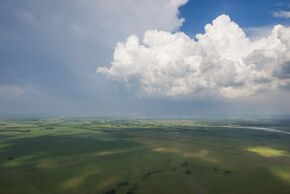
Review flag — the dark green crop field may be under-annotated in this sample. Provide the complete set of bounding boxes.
[0,118,290,194]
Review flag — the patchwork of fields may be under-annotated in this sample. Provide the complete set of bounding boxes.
[0,118,290,194]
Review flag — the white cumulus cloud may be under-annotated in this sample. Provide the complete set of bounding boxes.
[97,15,290,98]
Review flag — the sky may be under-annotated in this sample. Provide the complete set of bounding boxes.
[0,0,290,117]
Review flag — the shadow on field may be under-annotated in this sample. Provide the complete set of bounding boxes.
[1,126,290,194]
[0,133,143,167]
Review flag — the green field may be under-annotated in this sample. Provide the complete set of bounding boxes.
[0,118,290,194]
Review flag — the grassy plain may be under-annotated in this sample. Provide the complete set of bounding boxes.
[0,118,290,194]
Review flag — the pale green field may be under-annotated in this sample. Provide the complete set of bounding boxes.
[0,118,290,194]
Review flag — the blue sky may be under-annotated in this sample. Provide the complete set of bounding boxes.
[180,0,290,35]
[0,0,290,117]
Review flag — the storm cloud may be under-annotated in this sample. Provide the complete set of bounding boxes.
[1,0,290,116]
